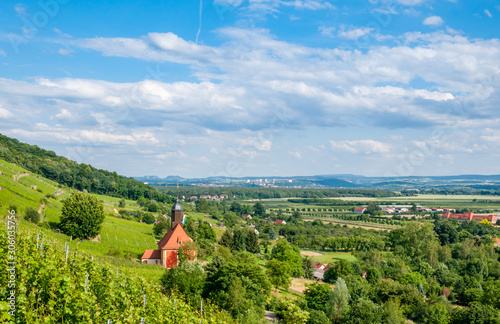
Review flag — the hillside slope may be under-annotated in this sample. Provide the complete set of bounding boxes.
[0,134,174,203]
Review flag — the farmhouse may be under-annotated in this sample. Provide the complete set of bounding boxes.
[354,207,366,214]
[141,199,194,268]
[273,219,286,225]
[441,212,498,224]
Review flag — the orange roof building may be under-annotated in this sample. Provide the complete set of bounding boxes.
[441,211,498,224]
[141,198,194,268]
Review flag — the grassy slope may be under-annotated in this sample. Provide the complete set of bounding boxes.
[0,158,165,280]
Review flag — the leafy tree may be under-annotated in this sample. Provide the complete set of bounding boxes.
[434,221,459,245]
[451,302,500,324]
[269,228,277,240]
[153,217,171,236]
[271,239,304,277]
[142,213,155,224]
[326,278,350,324]
[60,192,105,239]
[183,216,196,238]
[232,228,245,252]
[306,310,328,324]
[305,283,331,312]
[267,259,291,290]
[302,256,315,280]
[118,198,126,208]
[253,202,266,216]
[382,299,406,324]
[24,207,40,224]
[423,303,450,324]
[219,230,233,249]
[344,298,382,324]
[197,222,216,242]
[161,260,206,305]
[246,229,260,253]
[147,202,158,212]
[196,198,209,213]
[230,201,242,215]
[278,299,309,324]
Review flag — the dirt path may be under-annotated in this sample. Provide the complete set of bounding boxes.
[13,173,30,181]
[301,251,323,257]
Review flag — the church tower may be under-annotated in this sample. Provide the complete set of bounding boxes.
[171,198,184,228]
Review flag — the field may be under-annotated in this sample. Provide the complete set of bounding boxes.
[300,250,358,264]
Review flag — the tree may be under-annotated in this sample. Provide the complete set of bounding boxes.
[278,299,310,324]
[246,229,260,253]
[344,298,382,324]
[271,239,304,277]
[305,283,331,312]
[142,213,155,224]
[230,201,242,215]
[269,228,277,240]
[366,268,381,285]
[118,198,126,208]
[302,256,315,280]
[219,230,233,249]
[60,192,105,239]
[197,222,216,242]
[253,202,266,217]
[161,260,206,305]
[324,261,352,284]
[232,228,245,252]
[147,202,158,212]
[153,217,171,236]
[267,259,292,290]
[196,198,209,213]
[24,207,40,224]
[326,278,350,324]
[434,221,459,245]
[423,303,450,324]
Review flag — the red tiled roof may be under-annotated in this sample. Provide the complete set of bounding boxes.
[273,219,285,224]
[141,249,161,259]
[354,207,366,211]
[157,224,193,250]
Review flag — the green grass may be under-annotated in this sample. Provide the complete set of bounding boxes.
[301,250,358,264]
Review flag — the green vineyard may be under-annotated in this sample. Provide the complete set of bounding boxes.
[0,221,232,323]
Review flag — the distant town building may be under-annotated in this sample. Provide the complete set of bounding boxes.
[273,219,286,225]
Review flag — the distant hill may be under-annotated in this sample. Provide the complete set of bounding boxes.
[0,134,174,203]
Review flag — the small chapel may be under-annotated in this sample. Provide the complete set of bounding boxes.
[140,198,193,268]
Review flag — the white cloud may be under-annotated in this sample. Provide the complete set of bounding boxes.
[484,9,493,18]
[338,27,374,40]
[318,25,335,37]
[198,156,210,163]
[0,106,13,118]
[58,48,74,56]
[14,4,26,15]
[55,109,73,120]
[330,140,391,154]
[423,16,445,26]
[156,150,187,159]
[288,151,302,158]
[0,49,6,57]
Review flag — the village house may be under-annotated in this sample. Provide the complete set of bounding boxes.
[273,219,286,225]
[141,199,194,268]
[354,207,366,214]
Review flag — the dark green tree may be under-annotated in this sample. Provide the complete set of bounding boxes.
[196,198,209,213]
[232,228,245,252]
[246,229,260,253]
[302,256,315,280]
[267,259,291,290]
[60,192,105,239]
[142,213,155,224]
[153,217,171,236]
[305,282,331,312]
[24,207,40,224]
[253,202,266,216]
[197,222,216,242]
[219,229,233,249]
[161,260,206,305]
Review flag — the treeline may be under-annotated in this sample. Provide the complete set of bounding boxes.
[0,134,174,203]
[157,186,399,199]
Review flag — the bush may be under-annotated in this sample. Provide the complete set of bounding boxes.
[59,192,105,239]
[142,213,156,224]
[24,207,40,224]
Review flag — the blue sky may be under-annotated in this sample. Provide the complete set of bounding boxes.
[0,0,499,178]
